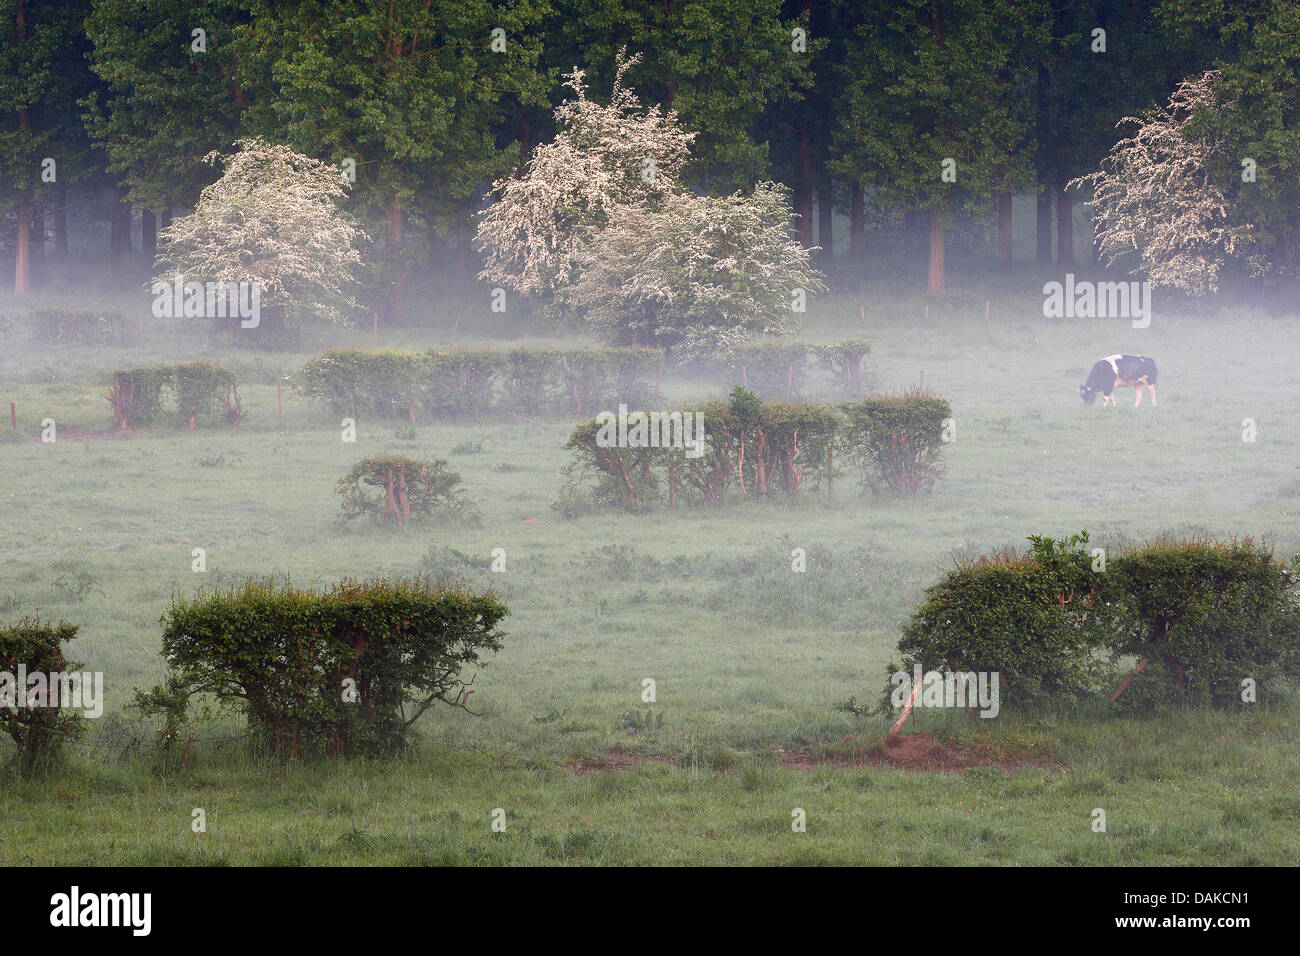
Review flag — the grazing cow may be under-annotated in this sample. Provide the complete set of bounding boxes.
[1079,354,1158,407]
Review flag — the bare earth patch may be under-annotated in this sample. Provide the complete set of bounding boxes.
[569,735,1056,775]
[568,749,678,774]
[777,733,1057,773]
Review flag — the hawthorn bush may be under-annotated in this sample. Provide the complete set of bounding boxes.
[139,578,508,759]
[1106,537,1300,706]
[0,619,84,775]
[105,367,169,430]
[337,455,476,529]
[895,533,1112,709]
[840,389,952,493]
[106,362,243,430]
[557,387,839,513]
[882,532,1300,715]
[816,339,873,397]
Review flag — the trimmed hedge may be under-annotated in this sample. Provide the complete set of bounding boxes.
[32,309,129,347]
[140,578,508,758]
[558,386,950,513]
[897,533,1110,708]
[890,532,1300,713]
[559,387,843,513]
[107,361,244,430]
[299,346,662,421]
[839,389,952,493]
[1,619,84,775]
[1106,537,1300,705]
[686,339,873,400]
[298,340,876,422]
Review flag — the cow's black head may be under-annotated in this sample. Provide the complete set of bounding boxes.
[1079,384,1098,405]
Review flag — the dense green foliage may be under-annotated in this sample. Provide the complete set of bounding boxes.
[0,619,84,776]
[556,384,930,513]
[300,346,663,420]
[839,390,954,493]
[894,532,1300,712]
[10,0,1293,302]
[141,578,508,758]
[106,361,242,430]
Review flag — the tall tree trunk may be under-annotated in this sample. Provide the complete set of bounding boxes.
[30,213,44,272]
[14,2,31,293]
[997,191,1012,269]
[927,211,945,296]
[1056,184,1074,266]
[161,206,171,229]
[110,187,126,278]
[14,209,31,294]
[1036,190,1053,262]
[796,125,813,248]
[54,181,68,256]
[142,210,157,272]
[385,195,406,324]
[849,182,865,269]
[817,179,833,261]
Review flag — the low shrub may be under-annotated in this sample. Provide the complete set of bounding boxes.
[139,578,508,758]
[169,361,244,428]
[816,339,873,396]
[0,619,84,775]
[895,533,1111,709]
[840,389,952,493]
[336,454,476,528]
[105,366,170,430]
[686,341,812,399]
[877,532,1300,716]
[1106,537,1300,706]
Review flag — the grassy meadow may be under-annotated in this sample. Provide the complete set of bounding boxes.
[2,264,1299,865]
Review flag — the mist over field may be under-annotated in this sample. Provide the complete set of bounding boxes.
[1,0,1298,903]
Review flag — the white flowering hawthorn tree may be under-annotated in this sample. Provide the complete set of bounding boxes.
[565,182,825,354]
[1072,71,1249,297]
[476,51,821,356]
[155,138,370,328]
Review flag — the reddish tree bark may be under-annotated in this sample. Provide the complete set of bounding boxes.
[796,125,814,248]
[385,195,406,324]
[927,212,945,296]
[14,213,30,294]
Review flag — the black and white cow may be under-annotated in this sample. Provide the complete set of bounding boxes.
[1079,354,1158,407]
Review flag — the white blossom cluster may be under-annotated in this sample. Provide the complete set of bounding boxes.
[1074,71,1248,297]
[154,138,370,326]
[476,51,822,355]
